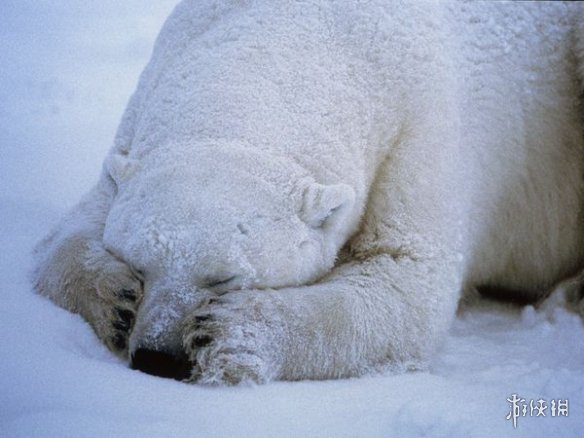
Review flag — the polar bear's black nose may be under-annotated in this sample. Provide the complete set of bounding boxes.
[131,348,191,380]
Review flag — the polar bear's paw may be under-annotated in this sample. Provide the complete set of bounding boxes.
[85,257,143,355]
[182,293,283,385]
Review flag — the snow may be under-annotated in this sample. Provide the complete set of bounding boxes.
[1,1,583,437]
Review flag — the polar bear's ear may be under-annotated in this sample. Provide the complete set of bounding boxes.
[300,183,355,229]
[105,153,138,185]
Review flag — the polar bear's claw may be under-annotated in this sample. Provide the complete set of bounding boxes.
[112,307,134,331]
[119,289,138,302]
[99,304,138,354]
[84,257,143,355]
[182,294,278,385]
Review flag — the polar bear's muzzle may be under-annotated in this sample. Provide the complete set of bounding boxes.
[128,280,204,380]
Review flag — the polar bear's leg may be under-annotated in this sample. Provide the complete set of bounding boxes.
[32,178,142,356]
[184,250,462,384]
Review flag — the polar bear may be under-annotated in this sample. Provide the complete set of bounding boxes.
[33,0,584,384]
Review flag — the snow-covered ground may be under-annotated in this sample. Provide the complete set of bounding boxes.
[1,2,583,437]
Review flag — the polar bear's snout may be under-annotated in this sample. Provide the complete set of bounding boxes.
[127,279,206,380]
[131,347,191,380]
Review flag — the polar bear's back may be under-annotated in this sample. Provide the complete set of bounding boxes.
[453,2,584,295]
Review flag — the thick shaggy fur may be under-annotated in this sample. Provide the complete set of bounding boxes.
[33,0,584,384]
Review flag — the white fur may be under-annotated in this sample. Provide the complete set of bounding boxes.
[33,0,584,384]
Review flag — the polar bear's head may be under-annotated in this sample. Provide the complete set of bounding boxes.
[103,149,356,291]
[102,147,356,367]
